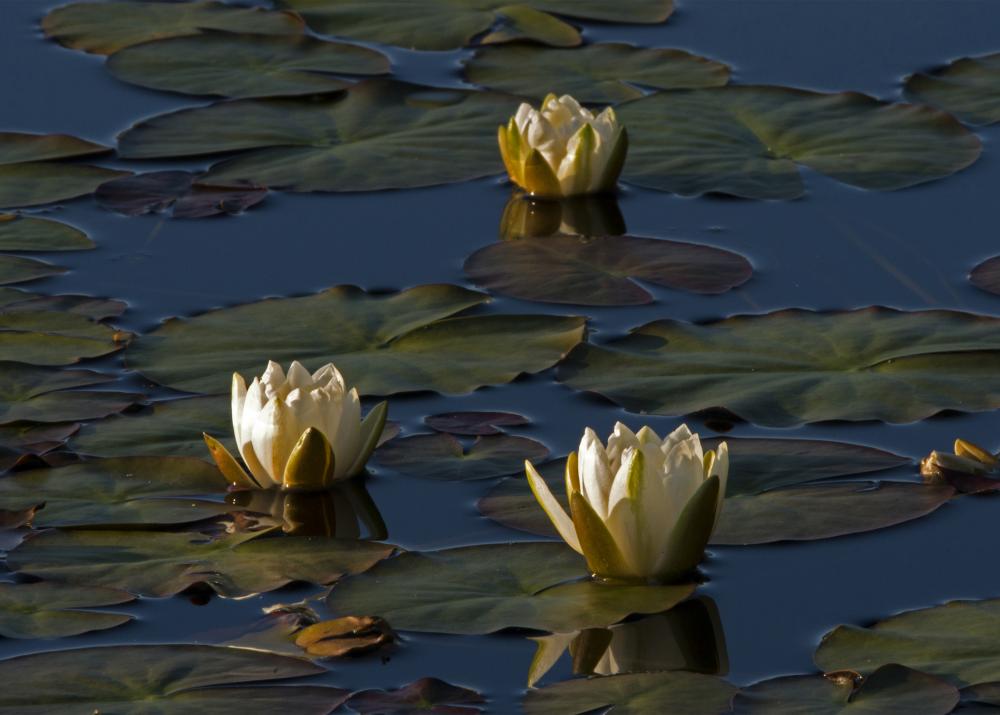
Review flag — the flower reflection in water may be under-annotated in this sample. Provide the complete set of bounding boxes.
[499,191,626,241]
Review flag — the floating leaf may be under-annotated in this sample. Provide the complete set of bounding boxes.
[0,287,126,320]
[0,132,109,165]
[558,308,1000,427]
[815,597,1000,686]
[522,671,736,715]
[425,411,529,436]
[0,364,139,424]
[0,256,66,285]
[905,53,1000,126]
[465,43,728,103]
[732,665,958,715]
[0,214,93,250]
[347,678,486,715]
[0,582,135,639]
[118,80,517,192]
[9,529,394,598]
[0,422,78,453]
[42,1,305,55]
[0,312,127,365]
[0,456,235,528]
[617,86,981,199]
[294,615,393,657]
[278,0,673,51]
[107,32,390,99]
[128,284,584,396]
[465,235,752,306]
[479,438,913,538]
[374,433,549,481]
[96,171,266,218]
[0,644,346,714]
[326,542,693,635]
[971,256,1000,296]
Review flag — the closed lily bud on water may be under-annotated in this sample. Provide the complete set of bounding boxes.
[525,423,728,583]
[204,360,386,491]
[498,94,627,199]
[921,438,999,479]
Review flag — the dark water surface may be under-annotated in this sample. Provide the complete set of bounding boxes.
[2,0,1000,711]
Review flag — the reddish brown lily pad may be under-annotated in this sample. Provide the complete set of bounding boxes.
[96,171,267,218]
[346,677,486,715]
[424,411,529,436]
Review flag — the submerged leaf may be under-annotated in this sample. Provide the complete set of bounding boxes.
[96,171,266,218]
[425,411,529,436]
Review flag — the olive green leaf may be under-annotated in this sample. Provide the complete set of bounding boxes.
[0,582,135,639]
[465,43,728,104]
[107,32,390,99]
[905,53,1000,126]
[42,1,305,55]
[558,308,1000,427]
[276,0,673,51]
[0,256,66,285]
[0,644,346,714]
[617,86,981,199]
[374,432,549,480]
[0,214,93,251]
[326,542,693,634]
[0,132,109,164]
[127,284,584,396]
[0,313,126,365]
[0,287,125,320]
[0,363,139,424]
[815,597,1000,686]
[9,529,394,597]
[117,80,518,192]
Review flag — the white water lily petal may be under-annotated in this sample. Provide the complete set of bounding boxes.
[231,372,247,445]
[711,442,730,528]
[606,421,640,468]
[578,428,613,517]
[331,387,362,479]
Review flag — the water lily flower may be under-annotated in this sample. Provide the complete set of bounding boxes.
[525,423,727,582]
[921,438,998,479]
[498,94,627,199]
[204,360,386,491]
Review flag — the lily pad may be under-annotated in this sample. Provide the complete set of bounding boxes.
[107,32,390,99]
[617,86,981,199]
[326,542,693,635]
[96,171,267,218]
[0,364,139,424]
[0,313,127,365]
[374,433,549,481]
[0,288,126,320]
[0,214,93,250]
[522,671,737,715]
[347,678,486,715]
[277,0,673,51]
[0,456,235,528]
[0,582,135,639]
[42,1,305,55]
[731,665,959,715]
[0,256,66,285]
[465,43,729,103]
[815,597,1000,686]
[0,644,346,714]
[905,53,1000,126]
[0,422,79,452]
[118,80,517,192]
[425,410,529,436]
[9,528,394,598]
[127,284,584,396]
[971,256,1000,296]
[0,132,109,165]
[465,235,752,306]
[558,307,1000,427]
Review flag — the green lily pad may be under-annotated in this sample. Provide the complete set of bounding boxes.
[118,80,517,192]
[0,214,93,251]
[277,0,673,51]
[0,363,139,424]
[465,235,752,306]
[0,312,126,365]
[375,432,549,481]
[465,43,729,104]
[0,644,346,714]
[96,171,267,219]
[0,256,66,285]
[617,86,981,199]
[522,671,737,715]
[346,678,486,715]
[0,582,135,639]
[815,597,1000,687]
[127,284,584,396]
[905,53,1000,126]
[713,481,954,545]
[0,456,235,528]
[0,132,109,165]
[0,288,126,320]
[0,422,79,452]
[732,665,959,715]
[961,683,1000,710]
[971,256,1000,296]
[558,308,1000,427]
[107,32,390,99]
[9,528,394,598]
[42,1,305,55]
[326,542,693,635]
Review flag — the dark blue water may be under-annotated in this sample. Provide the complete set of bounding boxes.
[2,0,1000,710]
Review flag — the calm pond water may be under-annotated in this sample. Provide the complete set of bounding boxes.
[2,0,1000,711]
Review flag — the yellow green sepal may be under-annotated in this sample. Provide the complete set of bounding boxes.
[282,427,335,491]
[657,475,720,582]
[570,491,633,580]
[203,432,258,489]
